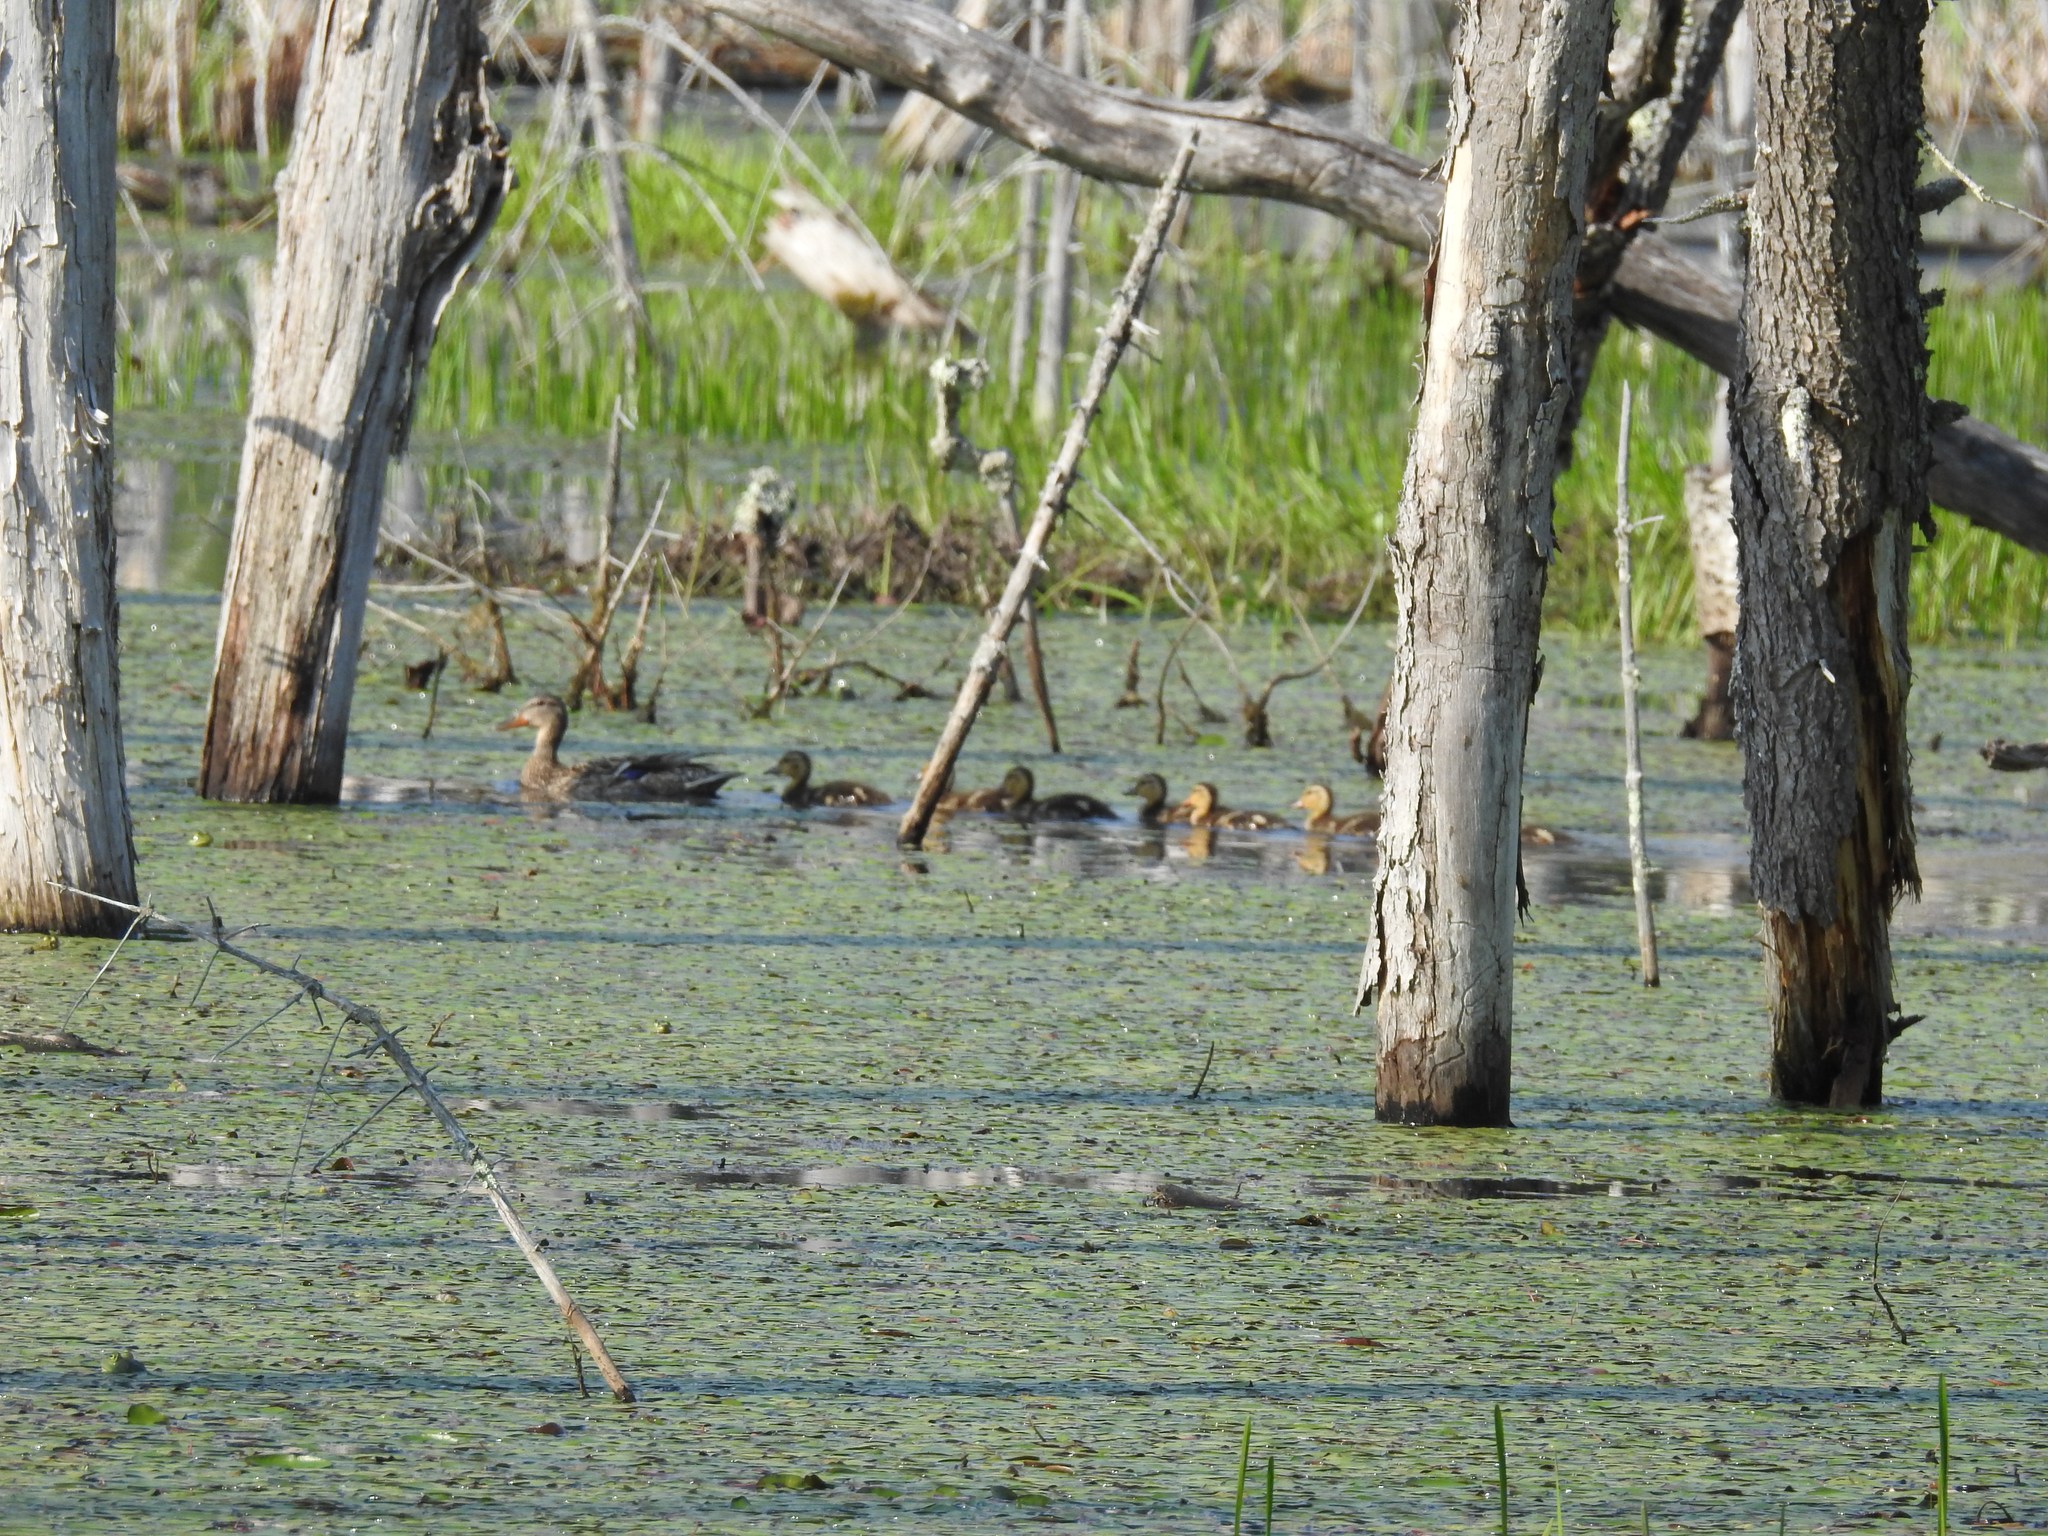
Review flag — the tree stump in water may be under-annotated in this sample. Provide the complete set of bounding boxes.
[1355,0,1608,1126]
[1730,0,1929,1109]
[200,0,506,803]
[0,0,139,934]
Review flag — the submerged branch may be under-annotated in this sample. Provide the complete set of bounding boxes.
[49,885,637,1404]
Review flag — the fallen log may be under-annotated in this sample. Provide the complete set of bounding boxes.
[701,0,2048,557]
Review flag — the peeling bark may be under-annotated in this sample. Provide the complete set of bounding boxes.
[1731,0,1927,1108]
[0,0,138,934]
[1357,0,1610,1127]
[200,0,508,803]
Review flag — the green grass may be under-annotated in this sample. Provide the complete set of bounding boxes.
[113,116,2048,642]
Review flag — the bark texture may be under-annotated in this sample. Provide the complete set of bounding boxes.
[0,0,139,934]
[1730,0,1927,1107]
[699,0,2048,555]
[200,0,507,802]
[1356,0,1609,1127]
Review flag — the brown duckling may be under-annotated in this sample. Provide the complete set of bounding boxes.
[1127,773,1193,828]
[1176,782,1290,831]
[1293,783,1381,838]
[935,765,1015,815]
[1003,765,1114,823]
[774,749,890,808]
[497,695,735,802]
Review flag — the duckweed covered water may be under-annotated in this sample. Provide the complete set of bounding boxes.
[3,598,2046,1533]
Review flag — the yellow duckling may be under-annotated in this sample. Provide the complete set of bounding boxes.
[1175,782,1289,831]
[1293,783,1381,838]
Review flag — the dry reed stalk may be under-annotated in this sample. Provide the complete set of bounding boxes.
[1614,383,1661,988]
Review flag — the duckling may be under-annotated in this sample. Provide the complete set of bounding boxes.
[497,695,736,802]
[773,750,890,808]
[1003,765,1114,823]
[935,765,1015,815]
[1176,782,1289,831]
[1293,783,1381,838]
[1127,773,1193,828]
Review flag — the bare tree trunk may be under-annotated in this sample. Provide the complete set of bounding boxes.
[0,0,138,935]
[199,0,507,803]
[1355,0,1608,1127]
[633,0,679,141]
[1681,384,1739,740]
[1731,0,1928,1108]
[163,0,187,155]
[572,0,650,340]
[1032,0,1086,436]
[1347,0,1377,137]
[1714,7,1753,279]
[1007,0,1047,410]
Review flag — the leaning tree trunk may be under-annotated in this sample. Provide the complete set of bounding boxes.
[1355,0,1609,1126]
[0,0,138,935]
[199,0,507,803]
[1731,0,1927,1107]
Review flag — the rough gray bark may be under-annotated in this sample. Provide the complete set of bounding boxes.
[0,0,138,935]
[200,0,508,803]
[699,0,2048,555]
[1730,0,1927,1108]
[1354,0,1609,1127]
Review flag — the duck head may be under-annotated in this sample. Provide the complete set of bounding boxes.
[496,694,569,749]
[1293,783,1334,820]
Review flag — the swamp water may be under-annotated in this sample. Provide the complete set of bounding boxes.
[3,595,2046,1533]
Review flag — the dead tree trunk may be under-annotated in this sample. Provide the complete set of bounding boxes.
[572,0,650,341]
[1731,0,1928,1108]
[632,0,679,141]
[1355,0,1608,1127]
[1032,0,1086,436]
[199,0,507,803]
[0,0,138,935]
[1681,385,1739,740]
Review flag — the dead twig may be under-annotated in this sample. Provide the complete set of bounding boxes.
[1614,384,1661,987]
[1869,1198,1910,1345]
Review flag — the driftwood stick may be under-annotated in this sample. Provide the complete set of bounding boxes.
[898,132,1199,849]
[50,885,637,1404]
[928,357,1060,750]
[1614,384,1661,988]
